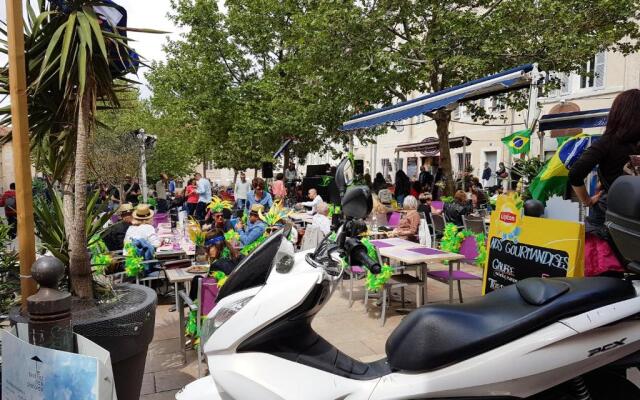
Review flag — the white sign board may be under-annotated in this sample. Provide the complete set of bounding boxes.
[2,327,117,400]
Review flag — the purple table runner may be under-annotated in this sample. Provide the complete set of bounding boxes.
[370,240,394,248]
[406,247,446,256]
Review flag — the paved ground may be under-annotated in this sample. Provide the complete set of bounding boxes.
[140,263,484,399]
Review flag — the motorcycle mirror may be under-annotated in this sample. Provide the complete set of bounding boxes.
[335,158,354,194]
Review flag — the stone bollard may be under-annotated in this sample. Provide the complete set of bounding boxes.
[27,256,73,352]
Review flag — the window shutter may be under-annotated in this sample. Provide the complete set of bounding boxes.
[594,52,605,88]
[453,105,461,120]
[560,73,570,95]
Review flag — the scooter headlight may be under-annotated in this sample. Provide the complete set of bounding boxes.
[201,296,254,343]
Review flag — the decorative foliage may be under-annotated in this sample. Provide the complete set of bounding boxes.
[258,200,290,226]
[207,196,234,213]
[440,196,454,204]
[0,220,20,314]
[240,234,267,256]
[439,223,487,266]
[186,217,206,247]
[211,271,228,287]
[328,204,341,218]
[123,243,143,277]
[360,238,394,292]
[224,229,240,242]
[366,264,394,293]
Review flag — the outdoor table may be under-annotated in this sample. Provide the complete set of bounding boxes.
[376,244,465,305]
[289,211,313,226]
[166,266,208,362]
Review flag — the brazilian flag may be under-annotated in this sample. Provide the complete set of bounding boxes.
[529,134,592,203]
[502,129,532,154]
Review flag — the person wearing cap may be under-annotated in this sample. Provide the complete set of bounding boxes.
[103,203,134,251]
[235,204,267,246]
[124,204,161,248]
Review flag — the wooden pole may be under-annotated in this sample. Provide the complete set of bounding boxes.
[6,0,38,310]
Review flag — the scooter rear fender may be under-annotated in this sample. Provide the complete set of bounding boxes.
[175,376,224,400]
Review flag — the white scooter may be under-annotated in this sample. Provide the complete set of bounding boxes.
[177,160,640,400]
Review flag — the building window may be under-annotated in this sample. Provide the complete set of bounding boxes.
[381,159,392,180]
[407,157,418,179]
[490,97,506,112]
[580,53,605,89]
[395,158,404,172]
[206,160,214,170]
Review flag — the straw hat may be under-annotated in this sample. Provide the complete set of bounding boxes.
[132,204,154,221]
[117,203,134,215]
[249,204,264,215]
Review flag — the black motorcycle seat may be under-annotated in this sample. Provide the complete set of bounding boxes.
[386,277,635,372]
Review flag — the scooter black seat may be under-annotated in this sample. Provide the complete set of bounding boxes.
[386,277,634,372]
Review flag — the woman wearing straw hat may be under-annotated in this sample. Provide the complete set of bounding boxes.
[124,204,161,248]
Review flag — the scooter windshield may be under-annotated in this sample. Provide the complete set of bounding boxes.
[216,231,284,302]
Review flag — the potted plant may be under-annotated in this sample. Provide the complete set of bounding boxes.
[0,2,159,399]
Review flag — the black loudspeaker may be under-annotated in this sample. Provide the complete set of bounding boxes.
[354,159,364,175]
[262,162,273,179]
[306,164,328,177]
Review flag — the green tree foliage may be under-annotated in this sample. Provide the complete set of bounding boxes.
[155,0,639,193]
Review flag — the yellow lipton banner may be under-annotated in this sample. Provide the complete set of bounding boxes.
[482,193,584,294]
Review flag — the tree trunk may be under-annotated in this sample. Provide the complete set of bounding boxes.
[61,165,75,243]
[435,112,455,196]
[69,87,93,299]
[283,147,290,174]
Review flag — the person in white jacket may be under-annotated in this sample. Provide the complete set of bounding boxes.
[297,188,323,215]
[234,172,251,210]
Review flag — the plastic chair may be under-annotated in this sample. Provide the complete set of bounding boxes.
[300,226,326,251]
[463,215,487,236]
[387,212,402,228]
[429,213,447,246]
[426,235,482,303]
[363,248,424,326]
[179,277,220,377]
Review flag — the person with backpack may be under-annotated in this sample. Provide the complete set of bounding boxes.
[0,183,17,238]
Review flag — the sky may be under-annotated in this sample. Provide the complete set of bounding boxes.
[0,0,184,99]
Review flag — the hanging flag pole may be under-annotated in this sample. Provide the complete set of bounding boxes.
[6,0,38,309]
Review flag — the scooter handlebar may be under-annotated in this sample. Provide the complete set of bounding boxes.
[345,238,381,274]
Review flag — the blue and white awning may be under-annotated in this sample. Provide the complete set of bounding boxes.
[539,108,609,132]
[340,64,535,131]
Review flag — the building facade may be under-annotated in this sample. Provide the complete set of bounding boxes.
[343,50,640,185]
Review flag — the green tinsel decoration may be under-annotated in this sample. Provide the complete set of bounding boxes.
[220,247,231,260]
[240,234,267,256]
[186,309,198,337]
[124,243,144,277]
[327,204,341,218]
[211,270,228,287]
[439,223,487,266]
[366,264,394,292]
[224,229,240,242]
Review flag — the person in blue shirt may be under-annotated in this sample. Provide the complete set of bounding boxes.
[195,172,212,220]
[245,177,273,212]
[236,204,267,246]
[168,176,176,196]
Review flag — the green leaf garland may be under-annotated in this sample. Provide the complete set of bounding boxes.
[124,243,144,277]
[439,223,487,266]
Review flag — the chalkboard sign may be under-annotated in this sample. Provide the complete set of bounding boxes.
[482,193,584,294]
[485,237,570,293]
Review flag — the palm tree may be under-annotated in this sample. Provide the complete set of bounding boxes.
[1,0,150,298]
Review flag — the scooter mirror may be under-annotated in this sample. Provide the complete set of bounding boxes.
[335,158,354,194]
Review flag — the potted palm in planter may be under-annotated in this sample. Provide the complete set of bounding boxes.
[1,2,159,399]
